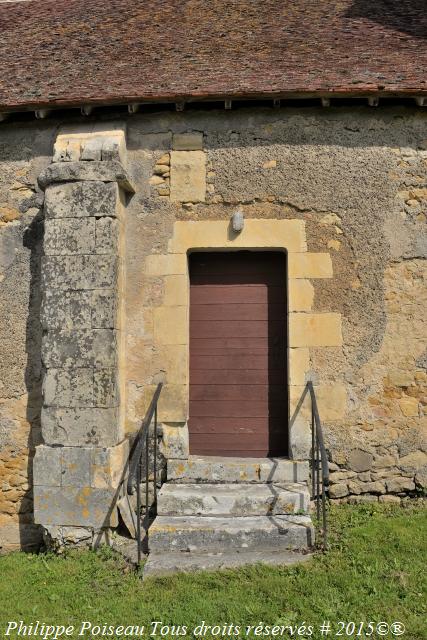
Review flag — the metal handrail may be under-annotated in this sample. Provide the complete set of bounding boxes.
[291,381,329,550]
[126,382,163,565]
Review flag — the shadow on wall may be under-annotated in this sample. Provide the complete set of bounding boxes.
[346,0,427,39]
[22,210,45,551]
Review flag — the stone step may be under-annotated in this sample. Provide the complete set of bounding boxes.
[143,549,312,578]
[167,456,309,484]
[148,515,314,553]
[157,482,310,517]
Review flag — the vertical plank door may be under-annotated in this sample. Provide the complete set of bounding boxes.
[189,251,287,457]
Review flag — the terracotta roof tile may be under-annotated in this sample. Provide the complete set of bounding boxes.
[0,0,426,110]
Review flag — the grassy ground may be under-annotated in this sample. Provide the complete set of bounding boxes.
[0,503,425,639]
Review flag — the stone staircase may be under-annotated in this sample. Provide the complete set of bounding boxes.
[143,456,314,577]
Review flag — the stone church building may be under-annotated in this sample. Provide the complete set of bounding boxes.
[0,0,426,562]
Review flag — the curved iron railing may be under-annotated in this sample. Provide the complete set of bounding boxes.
[127,382,163,564]
[290,381,329,550]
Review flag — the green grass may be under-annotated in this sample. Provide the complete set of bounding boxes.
[0,504,426,640]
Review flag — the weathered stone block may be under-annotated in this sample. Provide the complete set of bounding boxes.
[39,162,134,193]
[145,254,187,276]
[33,446,62,486]
[152,345,189,385]
[348,449,374,472]
[154,307,188,345]
[372,454,397,469]
[43,368,93,407]
[95,217,119,254]
[172,132,203,151]
[387,370,413,387]
[290,384,346,421]
[0,521,43,553]
[160,424,189,459]
[289,415,311,460]
[61,447,92,486]
[41,290,118,331]
[101,139,123,162]
[288,253,333,279]
[348,480,385,495]
[91,439,129,489]
[42,329,117,368]
[168,457,309,484]
[379,495,401,504]
[330,470,357,482]
[44,181,119,218]
[34,486,118,527]
[41,406,121,447]
[415,471,427,489]
[163,275,188,306]
[288,279,314,311]
[93,369,119,407]
[53,123,126,162]
[44,218,96,255]
[398,450,427,474]
[170,150,206,202]
[398,396,419,417]
[329,483,349,498]
[158,385,188,422]
[42,255,117,290]
[43,525,94,549]
[316,384,347,420]
[41,290,93,330]
[80,137,103,161]
[289,348,310,386]
[386,477,416,493]
[91,290,117,328]
[289,313,342,347]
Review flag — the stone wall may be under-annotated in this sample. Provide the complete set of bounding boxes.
[0,106,426,551]
[123,107,426,504]
[0,121,56,552]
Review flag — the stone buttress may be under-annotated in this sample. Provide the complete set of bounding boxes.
[32,125,134,547]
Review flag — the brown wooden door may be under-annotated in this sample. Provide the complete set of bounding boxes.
[188,251,288,457]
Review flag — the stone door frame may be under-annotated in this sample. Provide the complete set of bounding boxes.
[147,218,342,462]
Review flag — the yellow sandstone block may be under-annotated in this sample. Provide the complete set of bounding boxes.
[172,133,203,151]
[399,397,419,417]
[153,345,189,385]
[289,313,342,347]
[145,254,187,276]
[289,348,310,386]
[290,384,347,421]
[163,275,189,306]
[91,440,129,489]
[153,306,188,345]
[158,385,188,422]
[168,219,306,253]
[170,150,206,203]
[288,253,333,278]
[288,279,314,311]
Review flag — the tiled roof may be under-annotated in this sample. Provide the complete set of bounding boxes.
[0,0,426,110]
